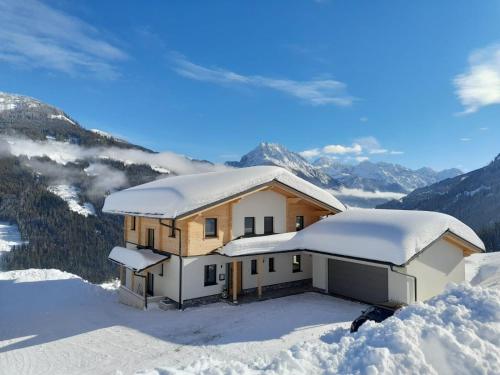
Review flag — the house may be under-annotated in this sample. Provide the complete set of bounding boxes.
[102,166,484,309]
[103,166,345,309]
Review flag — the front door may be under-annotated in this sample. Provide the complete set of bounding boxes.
[228,261,242,299]
[146,272,154,296]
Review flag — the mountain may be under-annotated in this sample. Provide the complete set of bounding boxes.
[0,92,221,282]
[226,142,340,188]
[313,158,462,194]
[379,155,500,251]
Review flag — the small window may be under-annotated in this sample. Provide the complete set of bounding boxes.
[269,257,275,272]
[130,216,136,231]
[205,218,217,238]
[292,254,301,273]
[204,264,217,286]
[147,228,155,248]
[295,216,304,231]
[159,263,164,277]
[264,216,274,235]
[244,217,255,236]
[251,259,258,275]
[169,220,176,238]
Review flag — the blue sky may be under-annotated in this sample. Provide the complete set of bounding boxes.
[1,0,499,171]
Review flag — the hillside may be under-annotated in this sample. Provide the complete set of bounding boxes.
[380,155,500,251]
[0,92,223,282]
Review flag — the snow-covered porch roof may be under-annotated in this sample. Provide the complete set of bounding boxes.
[217,232,298,257]
[108,246,170,272]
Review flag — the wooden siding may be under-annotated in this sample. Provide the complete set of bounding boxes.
[286,198,330,232]
[124,216,186,256]
[185,204,231,256]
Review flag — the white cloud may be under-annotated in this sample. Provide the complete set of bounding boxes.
[322,143,362,155]
[389,150,404,155]
[460,137,471,142]
[479,127,489,131]
[454,44,500,114]
[171,54,353,106]
[0,0,127,78]
[299,148,322,159]
[354,156,369,162]
[359,116,368,122]
[5,136,228,175]
[328,187,406,200]
[369,148,388,155]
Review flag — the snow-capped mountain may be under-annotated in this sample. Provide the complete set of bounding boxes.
[226,142,340,188]
[380,154,500,233]
[314,158,462,193]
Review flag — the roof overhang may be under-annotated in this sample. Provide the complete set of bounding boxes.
[108,246,170,273]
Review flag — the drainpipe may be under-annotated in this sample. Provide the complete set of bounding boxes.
[159,219,183,310]
[390,265,417,303]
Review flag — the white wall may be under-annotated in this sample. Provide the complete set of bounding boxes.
[312,254,327,290]
[182,254,226,300]
[406,239,465,301]
[147,257,180,302]
[232,191,286,238]
[241,252,312,289]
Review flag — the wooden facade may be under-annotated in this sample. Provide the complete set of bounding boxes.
[123,182,340,257]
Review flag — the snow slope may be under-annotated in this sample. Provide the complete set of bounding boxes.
[47,185,96,217]
[0,270,364,375]
[0,253,498,375]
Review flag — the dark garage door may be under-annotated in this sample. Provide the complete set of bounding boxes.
[328,259,388,303]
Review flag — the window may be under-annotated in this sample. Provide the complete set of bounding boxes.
[295,216,304,231]
[204,264,217,286]
[147,228,155,248]
[159,263,164,277]
[244,217,255,236]
[130,216,136,231]
[292,255,301,273]
[169,220,176,238]
[205,218,217,238]
[251,259,258,275]
[269,257,275,272]
[264,216,274,235]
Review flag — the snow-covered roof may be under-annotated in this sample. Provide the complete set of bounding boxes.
[108,246,169,272]
[285,209,485,265]
[217,209,484,265]
[103,166,345,218]
[218,232,298,257]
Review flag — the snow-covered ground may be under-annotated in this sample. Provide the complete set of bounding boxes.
[0,253,498,375]
[0,221,26,253]
[47,185,96,217]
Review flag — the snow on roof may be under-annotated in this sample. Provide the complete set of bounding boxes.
[285,209,485,265]
[103,166,345,218]
[218,232,298,257]
[108,246,169,272]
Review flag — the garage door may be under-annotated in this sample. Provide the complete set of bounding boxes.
[328,259,388,303]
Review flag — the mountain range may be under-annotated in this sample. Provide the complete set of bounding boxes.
[227,142,462,207]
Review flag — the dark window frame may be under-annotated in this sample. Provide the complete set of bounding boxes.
[244,217,255,236]
[295,216,305,231]
[204,264,217,286]
[264,216,274,235]
[159,263,164,277]
[292,254,302,273]
[130,216,136,231]
[269,257,275,272]
[251,259,258,275]
[147,228,155,248]
[204,218,218,238]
